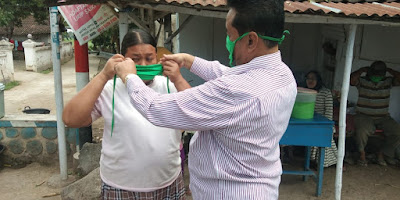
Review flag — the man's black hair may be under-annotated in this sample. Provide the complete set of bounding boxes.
[368,60,387,77]
[227,0,285,48]
[121,29,157,56]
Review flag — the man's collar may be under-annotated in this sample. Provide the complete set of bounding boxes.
[224,51,282,76]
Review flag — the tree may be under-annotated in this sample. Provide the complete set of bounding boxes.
[0,0,48,39]
[91,24,120,54]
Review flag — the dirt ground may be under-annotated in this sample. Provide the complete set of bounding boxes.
[1,56,400,200]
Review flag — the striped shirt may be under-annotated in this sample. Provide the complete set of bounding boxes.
[310,87,337,167]
[314,87,334,121]
[125,51,297,199]
[356,76,393,118]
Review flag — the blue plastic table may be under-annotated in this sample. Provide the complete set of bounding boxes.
[280,113,334,197]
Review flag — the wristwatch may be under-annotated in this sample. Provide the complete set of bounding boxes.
[124,74,131,85]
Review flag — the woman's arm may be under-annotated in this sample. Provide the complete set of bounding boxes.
[63,54,124,127]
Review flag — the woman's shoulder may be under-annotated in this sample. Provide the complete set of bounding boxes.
[100,78,126,95]
[152,76,177,93]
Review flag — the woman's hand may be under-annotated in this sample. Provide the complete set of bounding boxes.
[160,53,195,70]
[163,60,184,83]
[100,54,125,80]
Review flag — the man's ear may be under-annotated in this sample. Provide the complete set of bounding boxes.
[247,32,258,52]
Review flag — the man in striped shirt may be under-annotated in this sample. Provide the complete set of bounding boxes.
[350,61,400,166]
[112,0,297,199]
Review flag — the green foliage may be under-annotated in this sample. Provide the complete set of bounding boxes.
[40,68,53,74]
[88,41,94,51]
[5,81,20,90]
[91,25,120,53]
[89,23,139,53]
[0,0,48,39]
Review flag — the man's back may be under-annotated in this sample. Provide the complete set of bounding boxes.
[189,52,297,199]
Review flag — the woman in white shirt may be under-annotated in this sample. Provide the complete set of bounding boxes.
[63,29,186,200]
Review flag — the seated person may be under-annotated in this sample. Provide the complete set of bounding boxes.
[305,70,338,168]
[350,61,400,166]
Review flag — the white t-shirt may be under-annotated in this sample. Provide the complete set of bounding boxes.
[91,75,181,192]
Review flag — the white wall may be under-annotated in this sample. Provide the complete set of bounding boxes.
[281,23,323,87]
[35,46,52,71]
[178,15,227,86]
[0,40,15,82]
[60,41,73,62]
[23,40,73,72]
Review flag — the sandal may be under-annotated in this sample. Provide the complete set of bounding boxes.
[357,159,368,167]
[376,158,387,166]
[384,156,398,166]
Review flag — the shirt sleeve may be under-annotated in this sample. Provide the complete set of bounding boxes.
[91,98,102,122]
[190,57,230,81]
[125,74,236,131]
[91,82,110,122]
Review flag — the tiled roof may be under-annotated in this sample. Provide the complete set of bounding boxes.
[155,0,227,7]
[146,0,400,8]
[45,0,400,20]
[285,1,400,18]
[0,16,50,37]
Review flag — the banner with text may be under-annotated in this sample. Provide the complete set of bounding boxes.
[58,4,118,45]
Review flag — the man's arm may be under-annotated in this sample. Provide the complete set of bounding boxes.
[114,57,237,130]
[350,67,369,86]
[124,74,236,131]
[162,53,229,81]
[387,68,400,86]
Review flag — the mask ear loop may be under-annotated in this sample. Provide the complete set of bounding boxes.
[258,30,290,45]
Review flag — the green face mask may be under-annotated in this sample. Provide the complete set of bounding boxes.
[370,76,384,83]
[136,63,163,80]
[226,32,249,67]
[225,30,290,67]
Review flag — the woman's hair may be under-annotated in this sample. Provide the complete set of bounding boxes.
[120,29,157,56]
[305,70,324,91]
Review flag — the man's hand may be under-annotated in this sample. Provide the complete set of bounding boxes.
[160,53,195,70]
[114,57,137,83]
[100,54,125,80]
[351,66,370,86]
[387,68,396,75]
[162,60,184,83]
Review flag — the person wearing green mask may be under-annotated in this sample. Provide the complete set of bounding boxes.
[111,0,296,199]
[63,29,189,199]
[350,60,400,167]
